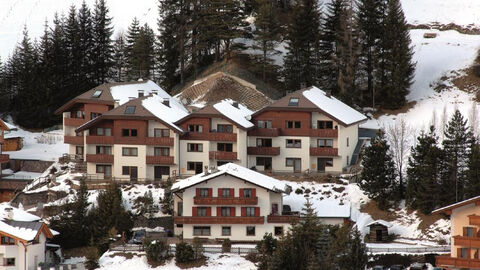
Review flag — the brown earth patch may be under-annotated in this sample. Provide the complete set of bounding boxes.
[176,257,208,269]
[373,101,417,118]
[360,201,399,222]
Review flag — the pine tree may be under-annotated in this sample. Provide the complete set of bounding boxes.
[128,23,155,80]
[466,139,480,199]
[64,5,82,97]
[91,0,114,84]
[157,0,180,89]
[360,130,397,210]
[113,33,127,81]
[344,228,368,270]
[78,0,95,88]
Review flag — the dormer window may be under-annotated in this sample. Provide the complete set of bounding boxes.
[288,97,299,106]
[125,106,136,114]
[92,90,102,98]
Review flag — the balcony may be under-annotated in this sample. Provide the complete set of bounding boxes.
[86,136,114,144]
[309,129,338,137]
[64,136,84,145]
[247,147,280,156]
[437,255,480,269]
[267,214,300,223]
[248,128,280,137]
[310,147,338,156]
[194,196,258,205]
[64,117,87,127]
[146,156,175,165]
[86,154,113,163]
[0,154,9,164]
[174,216,264,224]
[145,137,174,146]
[453,235,480,248]
[209,151,237,160]
[181,132,237,142]
[469,214,480,225]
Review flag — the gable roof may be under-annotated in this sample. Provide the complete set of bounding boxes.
[171,163,291,194]
[0,203,40,222]
[432,195,480,214]
[0,220,53,242]
[0,119,10,131]
[366,220,393,228]
[254,86,367,126]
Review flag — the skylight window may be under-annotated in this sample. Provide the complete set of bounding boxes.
[92,90,103,98]
[125,106,136,114]
[288,97,299,106]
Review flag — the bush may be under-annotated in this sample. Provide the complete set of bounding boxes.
[192,237,204,260]
[222,239,232,253]
[145,239,170,263]
[295,188,303,194]
[84,247,99,270]
[256,233,277,255]
[176,242,194,263]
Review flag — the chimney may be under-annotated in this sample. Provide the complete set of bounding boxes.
[128,97,135,100]
[326,90,332,98]
[232,102,239,108]
[138,90,144,97]
[162,98,170,107]
[114,99,120,107]
[3,207,13,220]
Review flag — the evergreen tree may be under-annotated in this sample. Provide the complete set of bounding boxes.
[466,139,480,199]
[64,5,82,97]
[113,33,127,81]
[343,227,368,270]
[78,0,95,89]
[360,130,397,209]
[91,0,114,84]
[283,0,322,90]
[157,0,180,89]
[128,23,155,80]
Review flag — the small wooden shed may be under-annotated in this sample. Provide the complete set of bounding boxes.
[366,220,393,243]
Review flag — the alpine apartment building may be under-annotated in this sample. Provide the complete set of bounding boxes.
[0,120,9,172]
[171,163,297,241]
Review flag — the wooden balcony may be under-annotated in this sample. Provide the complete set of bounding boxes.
[174,216,264,224]
[86,136,114,144]
[248,128,280,137]
[454,235,480,248]
[267,214,300,223]
[309,129,338,137]
[64,117,87,127]
[64,136,84,145]
[209,151,237,160]
[194,196,258,205]
[310,147,338,156]
[437,255,480,269]
[247,147,280,156]
[146,156,175,165]
[181,132,237,142]
[86,154,113,163]
[469,214,480,226]
[0,154,9,164]
[145,137,174,146]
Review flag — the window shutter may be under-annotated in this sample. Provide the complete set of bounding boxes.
[218,188,222,197]
[206,207,211,216]
[208,188,213,197]
[464,227,468,236]
[241,207,246,217]
[217,207,221,217]
[255,207,260,217]
[230,207,235,217]
[458,248,463,258]
[468,248,472,259]
[196,189,200,197]
[230,188,234,197]
[239,188,244,197]
[474,227,478,237]
[192,207,198,216]
[251,189,256,198]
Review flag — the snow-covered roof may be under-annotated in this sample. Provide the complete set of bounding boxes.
[142,95,189,132]
[433,195,480,214]
[303,86,367,126]
[172,163,291,193]
[0,203,40,222]
[213,100,254,129]
[110,80,171,105]
[366,219,393,228]
[0,204,52,242]
[316,200,351,218]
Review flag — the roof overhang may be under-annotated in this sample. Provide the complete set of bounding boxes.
[432,195,480,215]
[175,112,253,131]
[54,99,115,115]
[76,115,184,134]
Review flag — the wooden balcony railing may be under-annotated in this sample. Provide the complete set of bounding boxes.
[86,136,114,144]
[64,117,87,127]
[310,147,338,156]
[64,136,84,145]
[437,255,480,269]
[174,216,264,224]
[181,132,237,142]
[194,196,258,205]
[209,151,237,160]
[247,147,280,156]
[454,235,480,248]
[248,128,280,137]
[146,156,175,165]
[267,214,300,223]
[86,154,114,163]
[0,154,9,164]
[309,129,338,137]
[469,214,480,226]
[145,137,174,146]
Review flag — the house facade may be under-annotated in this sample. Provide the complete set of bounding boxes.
[434,196,480,269]
[171,163,298,241]
[0,120,10,171]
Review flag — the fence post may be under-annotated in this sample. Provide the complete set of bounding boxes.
[238,247,240,255]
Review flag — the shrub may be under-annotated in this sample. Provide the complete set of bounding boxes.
[175,242,194,263]
[84,247,99,270]
[145,239,170,263]
[192,237,204,260]
[222,239,232,253]
[295,188,303,194]
[245,251,259,263]
[256,233,277,255]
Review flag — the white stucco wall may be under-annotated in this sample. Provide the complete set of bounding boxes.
[0,233,47,270]
[113,144,147,180]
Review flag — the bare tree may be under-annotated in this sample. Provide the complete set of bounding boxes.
[440,105,448,141]
[469,102,479,138]
[386,118,414,200]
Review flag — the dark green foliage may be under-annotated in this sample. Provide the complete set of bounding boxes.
[145,239,170,263]
[175,242,195,263]
[222,239,232,253]
[332,226,368,270]
[134,190,154,217]
[91,0,114,84]
[84,247,100,270]
[157,0,180,89]
[256,233,277,270]
[192,237,204,260]
[160,178,174,215]
[466,139,480,198]
[360,130,397,210]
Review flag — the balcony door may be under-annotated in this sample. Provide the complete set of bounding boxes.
[154,166,169,180]
[294,159,301,172]
[318,158,326,172]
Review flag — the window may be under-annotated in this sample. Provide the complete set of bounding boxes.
[347,137,349,147]
[96,146,112,154]
[121,166,137,178]
[154,129,170,137]
[318,121,333,129]
[317,139,333,148]
[288,97,299,106]
[122,129,137,137]
[243,189,252,198]
[466,227,475,237]
[193,226,211,236]
[325,158,333,167]
[154,147,170,156]
[188,124,203,132]
[221,207,231,217]
[91,112,102,119]
[131,129,138,136]
[286,158,294,167]
[461,247,468,258]
[75,146,84,155]
[125,106,136,114]
[286,121,301,129]
[222,226,231,236]
[257,120,273,129]
[221,189,231,198]
[177,202,183,216]
[1,236,15,245]
[96,127,112,136]
[256,138,272,147]
[256,157,272,167]
[187,162,203,172]
[122,147,138,156]
[245,207,256,216]
[154,166,169,179]
[122,166,130,175]
[92,90,102,98]
[246,226,255,236]
[217,143,233,152]
[217,161,228,166]
[199,188,209,197]
[6,258,15,266]
[217,124,233,133]
[74,111,84,118]
[187,143,203,152]
[96,165,112,176]
[274,226,284,236]
[197,207,208,217]
[286,139,301,148]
